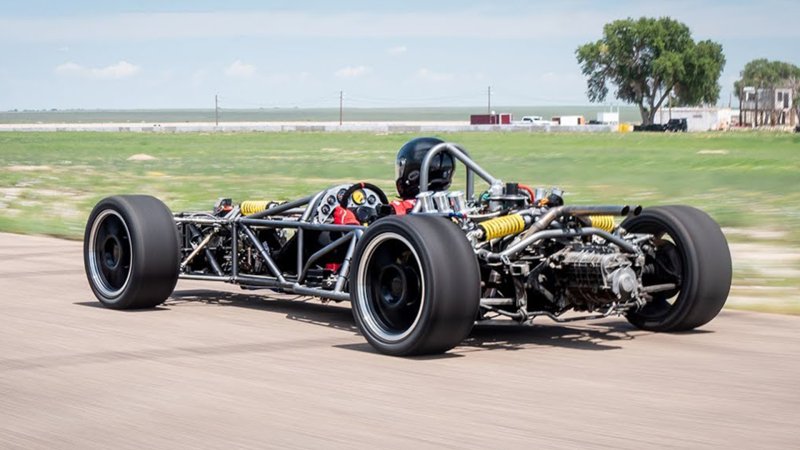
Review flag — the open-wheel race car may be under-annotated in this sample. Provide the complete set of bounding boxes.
[84,138,732,356]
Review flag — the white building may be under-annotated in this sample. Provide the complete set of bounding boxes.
[740,86,796,126]
[654,107,732,132]
[596,111,620,125]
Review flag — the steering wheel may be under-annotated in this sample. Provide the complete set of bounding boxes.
[338,182,389,208]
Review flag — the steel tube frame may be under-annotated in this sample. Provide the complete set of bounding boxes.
[297,230,359,284]
[176,192,367,301]
[420,142,500,200]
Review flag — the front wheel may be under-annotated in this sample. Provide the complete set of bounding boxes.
[622,205,731,331]
[349,215,481,356]
[83,195,180,309]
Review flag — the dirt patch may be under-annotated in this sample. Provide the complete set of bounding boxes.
[0,188,23,208]
[697,149,729,155]
[127,154,157,161]
[6,165,53,172]
[723,227,788,241]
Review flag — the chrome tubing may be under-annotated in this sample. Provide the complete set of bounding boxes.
[419,142,501,200]
[519,205,638,240]
[246,195,314,219]
[479,227,638,262]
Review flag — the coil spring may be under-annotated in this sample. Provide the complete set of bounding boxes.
[240,201,270,216]
[479,214,525,240]
[588,215,615,232]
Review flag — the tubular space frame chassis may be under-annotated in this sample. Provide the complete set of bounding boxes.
[174,143,643,322]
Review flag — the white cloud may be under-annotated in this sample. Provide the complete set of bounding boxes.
[415,68,454,82]
[225,60,256,78]
[335,65,370,78]
[55,61,140,79]
[388,45,407,55]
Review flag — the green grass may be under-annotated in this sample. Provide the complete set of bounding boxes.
[1,131,798,238]
[1,131,799,312]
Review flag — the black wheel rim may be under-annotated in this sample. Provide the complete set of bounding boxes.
[356,233,424,342]
[632,223,686,322]
[88,210,132,298]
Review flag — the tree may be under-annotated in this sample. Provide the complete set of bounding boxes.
[576,17,726,125]
[735,59,800,125]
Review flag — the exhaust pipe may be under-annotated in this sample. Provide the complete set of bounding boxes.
[521,205,634,239]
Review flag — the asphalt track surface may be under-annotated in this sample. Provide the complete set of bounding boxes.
[1,233,798,449]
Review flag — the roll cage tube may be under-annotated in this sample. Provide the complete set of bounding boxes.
[419,142,501,200]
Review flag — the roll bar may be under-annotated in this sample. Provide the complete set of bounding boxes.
[419,142,501,200]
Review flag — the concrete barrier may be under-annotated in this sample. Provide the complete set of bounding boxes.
[0,122,617,133]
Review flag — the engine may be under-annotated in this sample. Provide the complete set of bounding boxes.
[547,245,641,310]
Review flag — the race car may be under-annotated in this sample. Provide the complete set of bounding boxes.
[84,137,732,356]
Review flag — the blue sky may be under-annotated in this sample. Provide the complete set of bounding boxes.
[1,0,798,109]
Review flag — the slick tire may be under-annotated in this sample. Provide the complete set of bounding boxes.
[349,215,480,356]
[84,195,180,309]
[622,205,731,331]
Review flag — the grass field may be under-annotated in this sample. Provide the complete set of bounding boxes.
[1,131,798,311]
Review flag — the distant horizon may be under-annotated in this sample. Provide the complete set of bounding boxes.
[3,104,638,112]
[0,104,647,124]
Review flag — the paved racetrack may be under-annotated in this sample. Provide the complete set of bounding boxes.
[1,233,798,448]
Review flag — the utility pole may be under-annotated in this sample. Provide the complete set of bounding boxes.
[214,94,219,127]
[487,86,492,115]
[339,90,343,126]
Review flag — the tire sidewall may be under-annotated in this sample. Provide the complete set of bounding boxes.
[622,207,699,330]
[83,195,179,309]
[622,205,730,331]
[349,215,479,355]
[350,218,436,355]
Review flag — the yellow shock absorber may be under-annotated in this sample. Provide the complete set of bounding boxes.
[240,200,270,216]
[588,215,616,232]
[479,214,526,240]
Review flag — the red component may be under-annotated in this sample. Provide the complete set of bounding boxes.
[389,199,416,215]
[518,184,536,203]
[332,205,359,225]
[325,263,341,272]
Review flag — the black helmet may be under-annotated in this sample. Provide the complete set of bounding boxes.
[395,137,455,199]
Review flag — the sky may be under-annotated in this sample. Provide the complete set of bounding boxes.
[0,0,798,110]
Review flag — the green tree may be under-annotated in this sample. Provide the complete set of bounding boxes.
[576,17,726,125]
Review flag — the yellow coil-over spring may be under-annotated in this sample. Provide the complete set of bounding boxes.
[588,215,616,232]
[479,214,526,240]
[240,201,270,216]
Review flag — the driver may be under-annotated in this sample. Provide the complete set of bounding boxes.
[331,137,456,224]
[391,137,456,215]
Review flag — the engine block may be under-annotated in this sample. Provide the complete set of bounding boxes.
[551,246,640,308]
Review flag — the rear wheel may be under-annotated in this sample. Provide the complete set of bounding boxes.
[84,195,180,309]
[622,205,731,331]
[350,215,480,356]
